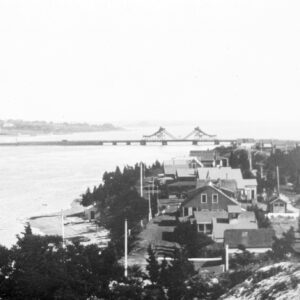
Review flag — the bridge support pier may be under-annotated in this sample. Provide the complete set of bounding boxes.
[126,141,131,145]
[140,141,146,146]
[112,141,117,146]
[162,141,168,146]
[192,140,198,145]
[214,140,220,145]
[99,141,103,146]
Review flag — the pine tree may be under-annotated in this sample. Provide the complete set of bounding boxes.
[146,244,160,284]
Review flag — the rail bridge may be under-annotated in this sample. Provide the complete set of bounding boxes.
[0,127,250,146]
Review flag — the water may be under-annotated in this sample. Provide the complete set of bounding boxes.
[0,122,299,247]
[0,127,212,247]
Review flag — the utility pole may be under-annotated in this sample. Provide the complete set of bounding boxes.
[248,149,252,171]
[276,165,280,195]
[225,244,229,271]
[148,188,152,221]
[124,219,128,277]
[140,162,143,197]
[61,209,65,248]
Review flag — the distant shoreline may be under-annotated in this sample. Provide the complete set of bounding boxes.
[0,119,123,136]
[0,128,123,136]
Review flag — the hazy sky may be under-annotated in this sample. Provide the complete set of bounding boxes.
[0,0,300,124]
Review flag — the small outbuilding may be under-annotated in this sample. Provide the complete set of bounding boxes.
[268,196,288,213]
[84,205,100,222]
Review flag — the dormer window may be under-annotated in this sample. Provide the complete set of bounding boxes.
[201,194,207,203]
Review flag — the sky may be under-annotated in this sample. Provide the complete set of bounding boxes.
[0,0,300,125]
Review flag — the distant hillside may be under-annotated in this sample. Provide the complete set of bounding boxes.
[221,262,300,300]
[0,120,122,135]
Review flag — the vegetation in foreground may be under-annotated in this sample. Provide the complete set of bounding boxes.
[0,221,297,299]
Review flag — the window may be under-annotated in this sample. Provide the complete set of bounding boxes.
[201,194,207,203]
[212,194,218,203]
[183,207,188,216]
[193,207,197,212]
[242,231,248,238]
[206,224,212,234]
[198,224,205,232]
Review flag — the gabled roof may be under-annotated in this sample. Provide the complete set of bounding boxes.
[268,193,290,204]
[182,183,240,207]
[163,157,202,175]
[224,228,275,249]
[198,167,241,181]
[189,150,225,161]
[197,167,257,189]
[197,179,238,193]
[194,210,228,224]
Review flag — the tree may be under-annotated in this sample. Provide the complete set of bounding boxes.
[173,221,213,257]
[165,249,195,300]
[272,227,295,260]
[146,245,160,284]
[0,226,123,299]
[247,205,270,228]
[230,245,255,269]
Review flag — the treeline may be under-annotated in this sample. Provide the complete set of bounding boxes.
[80,161,163,256]
[225,146,300,193]
[0,225,123,299]
[0,225,296,299]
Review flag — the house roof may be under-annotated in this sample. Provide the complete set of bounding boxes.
[164,164,177,176]
[197,179,238,193]
[224,228,275,249]
[197,167,257,189]
[189,150,225,161]
[269,193,290,204]
[176,168,197,178]
[163,158,202,176]
[243,179,258,187]
[183,183,240,207]
[238,211,256,222]
[227,205,242,213]
[167,181,197,188]
[194,210,228,224]
[212,212,257,240]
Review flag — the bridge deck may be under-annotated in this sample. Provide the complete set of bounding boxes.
[0,139,237,146]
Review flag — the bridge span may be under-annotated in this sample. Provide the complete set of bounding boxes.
[0,127,253,147]
[0,138,244,147]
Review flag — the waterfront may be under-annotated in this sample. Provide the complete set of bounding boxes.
[1,122,300,247]
[0,128,210,247]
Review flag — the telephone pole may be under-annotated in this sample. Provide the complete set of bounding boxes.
[276,165,280,194]
[61,209,65,248]
[124,219,128,277]
[148,189,152,221]
[140,162,144,197]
